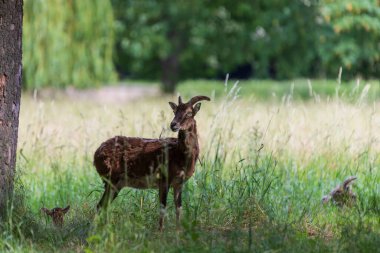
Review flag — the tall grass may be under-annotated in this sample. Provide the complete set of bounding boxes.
[1,80,379,252]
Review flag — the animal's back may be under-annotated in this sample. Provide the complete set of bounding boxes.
[94,136,177,180]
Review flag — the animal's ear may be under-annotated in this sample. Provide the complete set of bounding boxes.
[193,103,201,115]
[41,207,52,216]
[62,205,70,214]
[169,102,177,111]
[343,176,357,189]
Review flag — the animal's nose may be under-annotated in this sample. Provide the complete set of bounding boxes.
[170,122,179,131]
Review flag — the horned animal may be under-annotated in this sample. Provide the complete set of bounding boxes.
[322,176,357,207]
[94,95,210,230]
[41,205,70,227]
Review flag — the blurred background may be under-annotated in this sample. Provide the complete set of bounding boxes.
[23,0,380,96]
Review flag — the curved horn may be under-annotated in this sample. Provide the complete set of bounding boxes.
[178,96,183,104]
[188,95,211,105]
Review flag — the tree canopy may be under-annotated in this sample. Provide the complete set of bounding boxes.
[23,0,115,89]
[23,0,380,91]
[319,0,380,78]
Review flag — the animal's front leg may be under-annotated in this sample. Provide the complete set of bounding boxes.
[97,179,120,211]
[173,185,183,230]
[158,180,169,231]
[97,180,111,211]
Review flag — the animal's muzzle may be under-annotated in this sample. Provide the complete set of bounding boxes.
[170,122,179,132]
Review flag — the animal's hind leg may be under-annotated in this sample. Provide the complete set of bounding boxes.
[158,179,169,231]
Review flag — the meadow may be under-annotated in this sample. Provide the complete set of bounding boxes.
[1,79,379,252]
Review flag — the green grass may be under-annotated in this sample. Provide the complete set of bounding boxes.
[178,79,380,102]
[1,80,380,252]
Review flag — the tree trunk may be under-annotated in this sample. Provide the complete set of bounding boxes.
[160,54,179,94]
[0,0,23,220]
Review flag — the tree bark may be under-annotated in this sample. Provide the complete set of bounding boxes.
[160,26,184,94]
[161,54,179,94]
[0,0,23,220]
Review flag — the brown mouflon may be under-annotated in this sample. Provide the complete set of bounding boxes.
[322,176,357,206]
[94,95,210,230]
[41,205,70,227]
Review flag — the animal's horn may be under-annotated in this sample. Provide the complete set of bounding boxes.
[178,96,183,104]
[188,96,211,105]
[343,176,357,190]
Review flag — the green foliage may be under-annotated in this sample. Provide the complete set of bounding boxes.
[23,0,116,89]
[319,0,380,79]
[114,1,300,91]
[112,0,380,90]
[248,1,320,79]
[112,0,258,91]
[21,0,380,91]
[112,1,321,82]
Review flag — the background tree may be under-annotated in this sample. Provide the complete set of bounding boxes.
[112,0,205,93]
[249,0,319,78]
[0,0,23,220]
[112,0,320,91]
[112,0,257,93]
[318,0,380,79]
[23,0,115,89]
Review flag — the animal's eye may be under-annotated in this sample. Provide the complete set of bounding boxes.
[186,112,192,118]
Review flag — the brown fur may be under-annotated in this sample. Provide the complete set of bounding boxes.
[94,95,210,230]
[322,176,357,206]
[41,206,70,227]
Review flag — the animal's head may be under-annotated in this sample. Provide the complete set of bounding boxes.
[168,95,210,132]
[322,176,358,206]
[41,205,70,227]
[321,195,331,204]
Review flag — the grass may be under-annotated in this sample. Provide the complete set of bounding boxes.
[1,79,380,252]
[178,78,380,102]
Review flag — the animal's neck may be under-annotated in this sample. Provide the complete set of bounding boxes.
[178,121,198,157]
